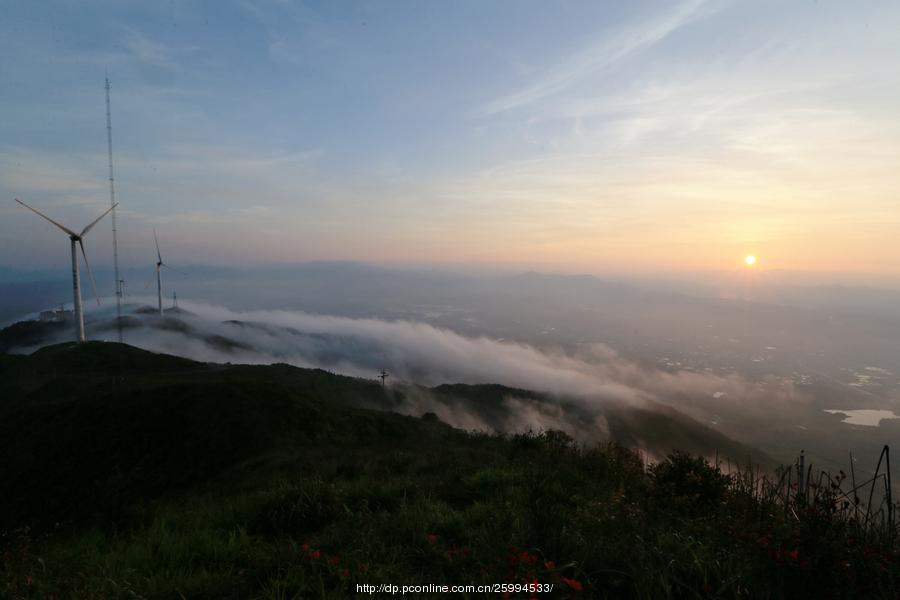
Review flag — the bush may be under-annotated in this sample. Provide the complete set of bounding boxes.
[650,451,732,510]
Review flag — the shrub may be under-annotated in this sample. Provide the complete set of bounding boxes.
[650,451,731,511]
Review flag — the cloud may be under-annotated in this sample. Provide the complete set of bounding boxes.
[29,298,810,444]
[238,0,345,67]
[122,27,170,67]
[478,0,714,116]
[0,146,106,197]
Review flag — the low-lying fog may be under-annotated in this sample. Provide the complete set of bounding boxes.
[4,263,900,473]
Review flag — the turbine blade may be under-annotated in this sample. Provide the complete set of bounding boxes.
[80,202,118,237]
[79,240,101,306]
[160,262,183,274]
[153,229,162,263]
[15,198,78,237]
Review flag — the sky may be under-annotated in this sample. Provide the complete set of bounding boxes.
[1,0,899,281]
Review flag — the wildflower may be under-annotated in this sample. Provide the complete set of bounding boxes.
[328,555,340,566]
[561,577,583,591]
[340,569,350,578]
[301,543,310,553]
[426,534,438,545]
[544,559,556,571]
[447,545,471,558]
[309,549,321,560]
[788,548,799,561]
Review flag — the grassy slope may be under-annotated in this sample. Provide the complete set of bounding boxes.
[1,343,898,599]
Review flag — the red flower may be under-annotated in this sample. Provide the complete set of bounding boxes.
[788,548,799,561]
[426,534,438,545]
[340,569,350,578]
[447,545,472,558]
[309,549,321,560]
[328,555,340,566]
[544,560,556,571]
[561,577,583,591]
[301,543,310,552]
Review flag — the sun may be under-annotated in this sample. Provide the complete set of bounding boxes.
[744,255,757,267]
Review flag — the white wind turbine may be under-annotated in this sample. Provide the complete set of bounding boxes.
[152,229,178,316]
[15,198,117,343]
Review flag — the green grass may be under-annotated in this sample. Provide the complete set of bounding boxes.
[2,343,899,598]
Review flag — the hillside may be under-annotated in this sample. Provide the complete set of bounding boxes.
[0,339,767,532]
[0,315,770,467]
[1,343,898,598]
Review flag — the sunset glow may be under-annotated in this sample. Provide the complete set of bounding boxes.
[1,2,899,282]
[3,5,900,595]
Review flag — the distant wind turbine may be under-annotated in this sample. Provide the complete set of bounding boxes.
[152,229,179,316]
[15,198,117,342]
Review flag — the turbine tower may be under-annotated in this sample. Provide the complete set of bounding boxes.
[15,198,117,342]
[153,229,177,316]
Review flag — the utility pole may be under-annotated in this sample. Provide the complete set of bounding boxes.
[379,369,389,387]
[106,75,123,343]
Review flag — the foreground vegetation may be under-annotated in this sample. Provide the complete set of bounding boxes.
[1,343,899,598]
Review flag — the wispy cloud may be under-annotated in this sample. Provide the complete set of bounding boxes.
[121,26,170,67]
[478,0,715,116]
[0,146,106,198]
[238,0,344,67]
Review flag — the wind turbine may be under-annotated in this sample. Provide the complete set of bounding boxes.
[15,198,117,342]
[152,229,178,316]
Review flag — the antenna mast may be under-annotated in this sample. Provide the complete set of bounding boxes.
[106,75,123,342]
